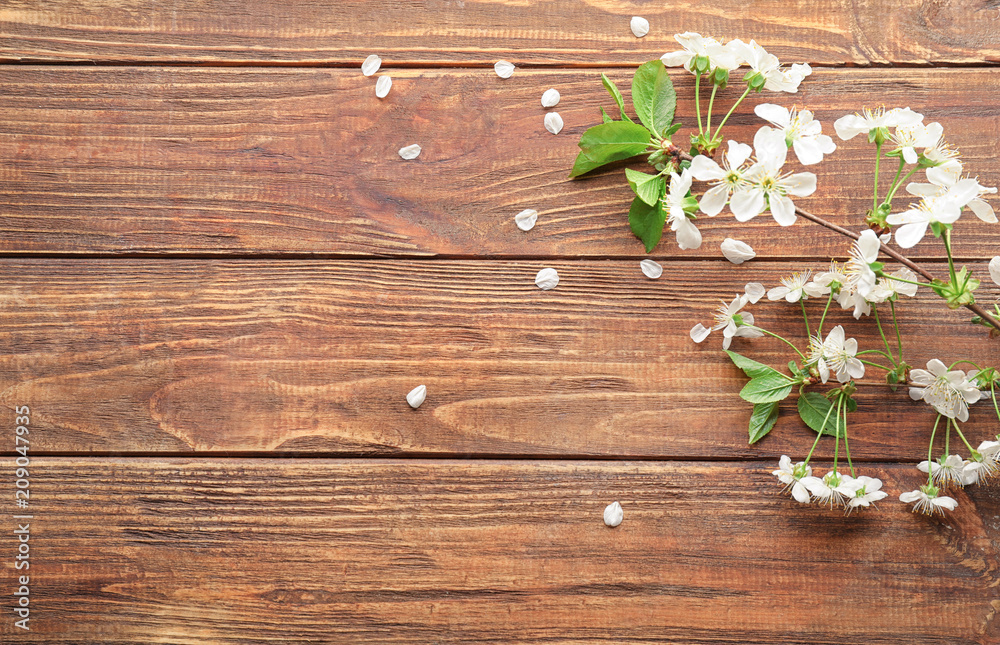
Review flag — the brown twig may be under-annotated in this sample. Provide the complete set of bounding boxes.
[673,150,1000,333]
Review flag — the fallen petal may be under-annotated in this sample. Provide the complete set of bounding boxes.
[640,259,662,279]
[535,267,559,290]
[375,75,392,98]
[541,88,561,108]
[990,256,1000,287]
[494,60,515,79]
[603,501,624,527]
[720,238,756,264]
[630,16,649,38]
[544,112,564,134]
[361,54,382,77]
[515,209,538,231]
[398,144,421,160]
[406,385,427,409]
[744,282,765,304]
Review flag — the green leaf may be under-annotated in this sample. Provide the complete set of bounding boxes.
[726,350,784,380]
[569,121,652,178]
[625,168,665,206]
[740,374,794,404]
[599,106,613,124]
[748,402,780,444]
[632,60,677,138]
[628,194,666,253]
[601,73,633,123]
[797,392,846,438]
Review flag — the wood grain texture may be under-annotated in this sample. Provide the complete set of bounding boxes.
[2,0,1000,65]
[3,458,998,644]
[3,67,1000,259]
[2,259,998,458]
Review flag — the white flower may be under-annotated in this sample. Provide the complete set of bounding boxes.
[990,256,1000,287]
[871,267,919,302]
[665,169,702,250]
[661,32,740,73]
[885,181,979,248]
[907,170,997,224]
[767,270,812,303]
[720,237,755,264]
[730,39,811,92]
[807,255,872,319]
[845,476,888,512]
[908,359,982,422]
[690,294,763,349]
[963,441,1000,485]
[690,141,754,216]
[807,325,865,384]
[801,471,849,508]
[744,282,765,304]
[918,454,968,488]
[803,261,846,298]
[630,16,649,38]
[833,107,923,141]
[731,128,817,226]
[899,485,957,516]
[889,121,943,164]
[843,229,881,299]
[923,140,962,186]
[772,455,812,503]
[754,104,836,165]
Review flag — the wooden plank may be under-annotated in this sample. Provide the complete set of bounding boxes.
[2,67,999,259]
[3,458,998,643]
[2,259,998,458]
[2,0,999,65]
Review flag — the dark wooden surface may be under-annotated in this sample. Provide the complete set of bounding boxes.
[2,67,1000,258]
[2,2,1000,643]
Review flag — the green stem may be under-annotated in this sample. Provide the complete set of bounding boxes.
[927,415,942,486]
[878,273,925,288]
[816,292,834,338]
[840,395,854,477]
[883,158,905,205]
[833,397,841,473]
[750,326,807,361]
[694,74,704,135]
[950,418,976,454]
[873,141,883,211]
[943,229,958,286]
[857,349,895,360]
[804,397,838,466]
[884,166,919,205]
[800,299,811,339]
[992,384,1000,423]
[706,83,718,133]
[712,86,751,141]
[857,358,893,371]
[890,300,903,360]
[948,359,983,371]
[871,306,897,366]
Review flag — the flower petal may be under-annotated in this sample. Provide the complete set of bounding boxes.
[362,54,382,77]
[398,143,422,160]
[720,238,756,264]
[699,183,730,216]
[690,323,711,343]
[769,194,797,226]
[375,75,393,98]
[629,16,650,38]
[494,60,515,78]
[730,188,765,222]
[640,259,663,279]
[754,103,790,128]
[540,88,561,108]
[544,112,564,134]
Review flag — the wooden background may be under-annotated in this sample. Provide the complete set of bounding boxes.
[2,2,1000,642]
